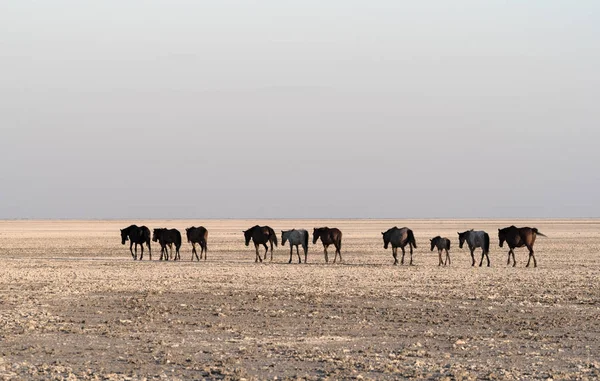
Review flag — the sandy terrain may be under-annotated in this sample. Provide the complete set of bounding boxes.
[0,219,599,380]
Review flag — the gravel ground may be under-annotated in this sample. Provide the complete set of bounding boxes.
[1,220,599,380]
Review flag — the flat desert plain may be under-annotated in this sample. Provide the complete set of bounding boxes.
[1,220,599,380]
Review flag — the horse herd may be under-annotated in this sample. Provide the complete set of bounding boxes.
[120,224,547,267]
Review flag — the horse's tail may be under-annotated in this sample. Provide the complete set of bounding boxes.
[175,230,182,248]
[484,233,490,254]
[269,227,278,247]
[408,229,417,249]
[204,230,209,251]
[533,228,547,238]
[303,230,309,252]
[446,239,451,251]
[143,227,152,244]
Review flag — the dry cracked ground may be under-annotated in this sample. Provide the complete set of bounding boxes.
[0,220,599,380]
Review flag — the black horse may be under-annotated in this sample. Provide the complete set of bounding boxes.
[313,227,343,263]
[243,225,278,262]
[186,226,208,261]
[152,228,182,261]
[120,225,152,260]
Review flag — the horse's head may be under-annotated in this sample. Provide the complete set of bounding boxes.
[120,229,128,245]
[430,238,435,252]
[281,231,288,246]
[382,231,390,249]
[458,231,467,249]
[312,228,320,244]
[152,229,160,243]
[243,230,251,246]
[498,228,505,248]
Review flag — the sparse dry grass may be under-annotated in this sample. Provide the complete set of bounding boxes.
[1,220,599,380]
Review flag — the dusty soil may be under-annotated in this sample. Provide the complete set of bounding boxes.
[1,220,599,380]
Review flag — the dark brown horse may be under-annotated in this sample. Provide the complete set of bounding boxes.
[243,225,278,262]
[499,226,547,267]
[313,227,343,263]
[186,226,208,261]
[382,227,417,265]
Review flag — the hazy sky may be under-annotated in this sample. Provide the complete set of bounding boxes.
[1,1,599,219]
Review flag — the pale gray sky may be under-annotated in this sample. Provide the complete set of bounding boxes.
[1,1,599,219]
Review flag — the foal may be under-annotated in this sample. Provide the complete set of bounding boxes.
[430,236,451,266]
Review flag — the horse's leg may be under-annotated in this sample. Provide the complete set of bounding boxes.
[139,244,144,261]
[270,241,274,262]
[303,245,308,264]
[130,242,135,260]
[392,247,398,265]
[526,244,536,268]
[254,243,260,263]
[409,245,413,266]
[485,249,490,267]
[203,242,207,260]
[400,247,405,265]
[288,245,293,264]
[324,245,329,263]
[470,248,475,267]
[445,249,451,266]
[262,243,269,261]
[134,243,138,261]
[337,244,342,263]
[148,241,152,261]
[296,245,301,264]
[438,249,442,266]
[510,249,516,267]
[479,247,485,267]
[332,245,337,264]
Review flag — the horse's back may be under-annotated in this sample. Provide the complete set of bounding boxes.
[445,238,451,250]
[290,229,308,244]
[390,227,410,244]
[469,231,488,246]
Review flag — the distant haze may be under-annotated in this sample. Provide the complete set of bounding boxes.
[1,1,599,219]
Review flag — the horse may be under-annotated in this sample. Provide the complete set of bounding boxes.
[281,229,309,264]
[458,230,490,267]
[152,228,182,261]
[430,236,451,266]
[312,227,343,263]
[243,225,278,262]
[499,226,547,268]
[120,225,152,260]
[186,226,208,261]
[381,227,417,265]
